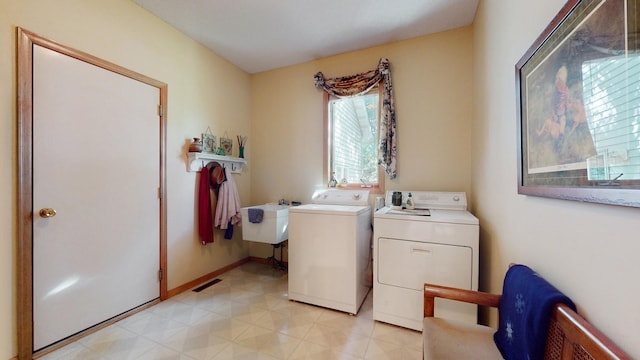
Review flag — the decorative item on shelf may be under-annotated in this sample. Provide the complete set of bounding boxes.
[202,126,216,153]
[188,137,203,152]
[220,131,233,156]
[328,172,338,188]
[237,135,247,158]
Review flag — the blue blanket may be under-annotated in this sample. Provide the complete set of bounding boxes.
[494,265,576,360]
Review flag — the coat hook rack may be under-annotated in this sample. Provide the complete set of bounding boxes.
[186,152,247,174]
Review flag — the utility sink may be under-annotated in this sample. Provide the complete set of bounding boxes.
[241,204,289,244]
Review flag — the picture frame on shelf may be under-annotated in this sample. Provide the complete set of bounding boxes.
[202,133,216,153]
[220,137,233,156]
[515,0,640,208]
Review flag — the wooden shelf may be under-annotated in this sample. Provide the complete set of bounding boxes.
[186,152,247,173]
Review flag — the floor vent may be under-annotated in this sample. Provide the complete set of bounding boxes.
[192,278,222,292]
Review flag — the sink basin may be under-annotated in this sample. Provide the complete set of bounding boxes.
[241,204,289,244]
[260,204,290,213]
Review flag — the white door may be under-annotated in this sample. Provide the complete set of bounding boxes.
[32,44,160,350]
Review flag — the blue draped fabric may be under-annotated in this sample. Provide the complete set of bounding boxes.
[494,264,576,360]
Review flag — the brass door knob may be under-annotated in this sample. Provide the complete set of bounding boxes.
[39,208,57,218]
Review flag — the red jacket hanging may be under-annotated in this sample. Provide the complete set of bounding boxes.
[198,164,214,245]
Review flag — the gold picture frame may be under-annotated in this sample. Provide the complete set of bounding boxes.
[516,0,640,207]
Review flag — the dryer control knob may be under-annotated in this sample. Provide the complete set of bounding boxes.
[353,194,361,200]
[453,195,460,202]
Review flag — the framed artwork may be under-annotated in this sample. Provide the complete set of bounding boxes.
[202,133,216,153]
[220,137,233,156]
[516,0,640,207]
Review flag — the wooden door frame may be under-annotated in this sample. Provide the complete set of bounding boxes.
[16,27,168,359]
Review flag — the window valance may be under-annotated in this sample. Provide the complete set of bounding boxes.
[314,58,397,179]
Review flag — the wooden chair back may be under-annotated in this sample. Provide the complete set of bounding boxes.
[543,303,630,360]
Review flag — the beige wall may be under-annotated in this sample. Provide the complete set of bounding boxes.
[4,0,637,358]
[472,0,639,357]
[1,0,251,357]
[248,28,474,259]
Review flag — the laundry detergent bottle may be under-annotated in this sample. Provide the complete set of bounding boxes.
[406,192,415,210]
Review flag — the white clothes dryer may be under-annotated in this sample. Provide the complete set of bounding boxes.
[288,189,371,314]
[373,191,479,331]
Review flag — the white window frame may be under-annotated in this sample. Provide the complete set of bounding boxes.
[323,84,384,192]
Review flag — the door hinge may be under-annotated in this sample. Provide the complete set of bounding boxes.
[158,187,162,199]
[158,105,163,117]
[158,268,163,282]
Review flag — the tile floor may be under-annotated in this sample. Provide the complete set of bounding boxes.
[40,261,422,359]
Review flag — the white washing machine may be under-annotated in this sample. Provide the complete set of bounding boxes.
[373,191,479,331]
[288,189,371,314]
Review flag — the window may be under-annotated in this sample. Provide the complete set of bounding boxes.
[324,85,383,189]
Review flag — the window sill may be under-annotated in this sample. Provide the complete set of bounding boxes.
[329,184,383,194]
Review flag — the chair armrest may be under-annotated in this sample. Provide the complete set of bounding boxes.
[424,283,502,317]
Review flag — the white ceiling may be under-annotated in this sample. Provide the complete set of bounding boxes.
[132,0,479,74]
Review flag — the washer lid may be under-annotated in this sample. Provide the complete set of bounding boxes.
[289,204,371,216]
